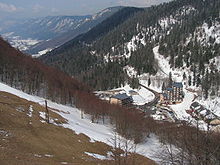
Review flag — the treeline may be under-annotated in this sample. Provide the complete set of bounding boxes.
[0,37,89,104]
[79,61,127,90]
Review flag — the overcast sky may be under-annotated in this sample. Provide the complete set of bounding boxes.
[0,0,172,20]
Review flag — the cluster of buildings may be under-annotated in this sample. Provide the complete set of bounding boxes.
[160,82,184,104]
[98,81,185,106]
[96,81,220,128]
[187,102,220,125]
[95,90,133,106]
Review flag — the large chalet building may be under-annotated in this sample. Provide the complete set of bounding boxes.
[110,93,133,106]
[160,82,184,104]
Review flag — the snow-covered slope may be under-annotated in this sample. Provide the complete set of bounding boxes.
[194,22,220,45]
[0,82,163,162]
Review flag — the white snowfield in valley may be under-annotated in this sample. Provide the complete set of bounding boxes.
[0,82,163,162]
[2,33,40,51]
[32,48,53,58]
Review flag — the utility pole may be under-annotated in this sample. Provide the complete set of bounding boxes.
[45,100,49,123]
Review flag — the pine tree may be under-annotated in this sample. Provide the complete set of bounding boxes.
[162,82,166,91]
[168,72,173,87]
[188,75,192,86]
[196,73,201,87]
[202,69,210,99]
[130,76,139,89]
[183,72,186,80]
[193,65,197,86]
[148,77,151,86]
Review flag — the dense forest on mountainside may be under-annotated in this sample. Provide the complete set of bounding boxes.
[40,0,220,97]
[0,37,89,103]
[40,7,145,90]
[1,37,220,164]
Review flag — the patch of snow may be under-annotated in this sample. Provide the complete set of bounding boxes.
[198,97,220,117]
[92,8,110,20]
[124,65,137,78]
[170,89,194,120]
[126,35,138,58]
[158,17,177,30]
[32,48,52,58]
[195,21,220,45]
[152,112,165,121]
[39,111,57,125]
[0,130,11,137]
[34,154,42,158]
[27,105,33,118]
[136,134,165,162]
[44,154,54,158]
[89,138,96,143]
[159,5,196,30]
[210,56,220,70]
[16,106,25,113]
[84,152,113,160]
[39,112,46,119]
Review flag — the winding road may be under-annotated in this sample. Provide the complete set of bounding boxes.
[137,84,160,113]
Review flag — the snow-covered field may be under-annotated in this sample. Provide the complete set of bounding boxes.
[2,33,40,51]
[0,82,163,162]
[32,48,53,58]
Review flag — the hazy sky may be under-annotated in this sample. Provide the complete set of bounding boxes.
[0,0,171,20]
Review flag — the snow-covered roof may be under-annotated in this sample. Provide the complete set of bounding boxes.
[199,110,208,116]
[205,114,216,120]
[191,102,200,109]
[166,88,173,91]
[112,93,132,100]
[172,82,183,88]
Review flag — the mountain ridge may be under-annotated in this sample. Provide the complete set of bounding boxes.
[0,6,124,55]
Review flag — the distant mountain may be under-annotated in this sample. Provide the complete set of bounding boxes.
[1,15,90,40]
[0,16,90,52]
[0,6,123,55]
[28,6,124,54]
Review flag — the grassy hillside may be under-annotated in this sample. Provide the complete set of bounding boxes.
[0,91,155,165]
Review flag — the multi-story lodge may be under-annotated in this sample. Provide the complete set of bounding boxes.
[160,82,184,104]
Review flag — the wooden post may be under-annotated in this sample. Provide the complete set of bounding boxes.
[45,100,49,123]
